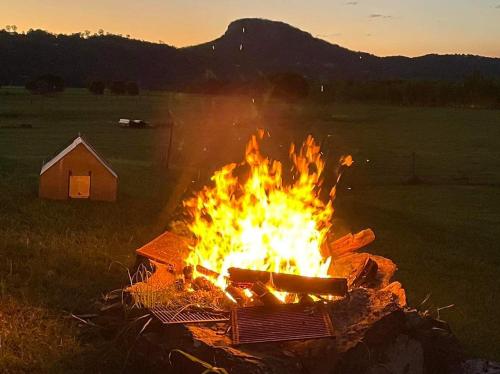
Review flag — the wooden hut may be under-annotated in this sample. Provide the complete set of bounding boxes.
[39,136,118,201]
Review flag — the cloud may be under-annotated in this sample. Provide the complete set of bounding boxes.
[369,13,393,19]
[496,4,500,8]
[344,1,358,5]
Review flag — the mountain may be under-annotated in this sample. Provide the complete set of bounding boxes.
[189,18,500,81]
[1,18,500,88]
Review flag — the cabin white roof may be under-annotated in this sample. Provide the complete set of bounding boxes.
[40,136,118,178]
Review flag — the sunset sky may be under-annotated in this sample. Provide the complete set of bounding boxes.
[1,0,499,57]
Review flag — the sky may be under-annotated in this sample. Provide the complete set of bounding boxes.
[1,0,499,57]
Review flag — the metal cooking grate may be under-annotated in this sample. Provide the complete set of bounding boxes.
[231,304,334,345]
[150,305,230,325]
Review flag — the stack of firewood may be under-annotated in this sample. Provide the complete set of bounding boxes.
[78,227,480,373]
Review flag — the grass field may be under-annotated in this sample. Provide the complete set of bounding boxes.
[0,87,499,371]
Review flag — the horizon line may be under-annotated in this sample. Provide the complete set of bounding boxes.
[2,19,500,60]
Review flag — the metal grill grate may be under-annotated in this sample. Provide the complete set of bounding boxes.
[150,305,229,325]
[231,304,334,345]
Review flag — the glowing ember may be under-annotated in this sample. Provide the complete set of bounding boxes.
[184,130,352,297]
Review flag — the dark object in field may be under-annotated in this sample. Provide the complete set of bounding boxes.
[118,118,151,128]
[250,281,283,306]
[88,80,105,95]
[109,81,139,95]
[228,267,348,297]
[25,74,65,94]
[231,303,334,345]
[39,135,118,201]
[150,305,229,325]
[349,257,378,288]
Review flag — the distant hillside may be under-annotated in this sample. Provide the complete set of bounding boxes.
[0,30,200,88]
[1,18,500,88]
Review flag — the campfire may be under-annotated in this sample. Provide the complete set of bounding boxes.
[184,129,350,293]
[117,131,464,373]
[130,131,361,310]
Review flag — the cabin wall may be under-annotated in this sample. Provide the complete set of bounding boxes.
[39,144,117,201]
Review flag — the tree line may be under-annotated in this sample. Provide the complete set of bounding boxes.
[314,72,500,107]
[23,74,139,96]
[184,71,500,108]
[19,71,500,109]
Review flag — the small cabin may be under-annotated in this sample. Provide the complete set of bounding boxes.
[39,136,118,201]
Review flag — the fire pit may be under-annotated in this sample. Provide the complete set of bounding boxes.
[107,131,466,372]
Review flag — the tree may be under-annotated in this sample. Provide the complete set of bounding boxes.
[88,80,105,94]
[126,81,139,95]
[108,81,126,94]
[268,72,309,101]
[25,74,65,94]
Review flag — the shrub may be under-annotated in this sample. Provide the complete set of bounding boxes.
[109,81,126,95]
[88,80,105,95]
[126,81,139,95]
[25,74,65,95]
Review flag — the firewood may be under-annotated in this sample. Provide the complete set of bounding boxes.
[327,229,375,258]
[329,253,397,290]
[183,265,194,281]
[225,285,250,306]
[195,264,219,279]
[191,277,215,291]
[228,267,348,297]
[299,294,315,305]
[350,257,378,289]
[251,281,284,306]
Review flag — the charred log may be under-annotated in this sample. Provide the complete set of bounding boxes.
[226,285,250,306]
[329,253,397,290]
[350,257,378,289]
[195,264,220,279]
[228,267,347,297]
[251,281,284,306]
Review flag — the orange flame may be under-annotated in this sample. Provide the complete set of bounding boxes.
[184,131,351,295]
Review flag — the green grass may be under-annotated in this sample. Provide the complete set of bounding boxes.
[0,87,499,371]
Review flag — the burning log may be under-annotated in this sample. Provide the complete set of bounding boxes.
[192,277,215,291]
[196,265,220,279]
[183,265,220,280]
[225,285,250,306]
[251,281,284,306]
[326,229,375,258]
[228,267,348,297]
